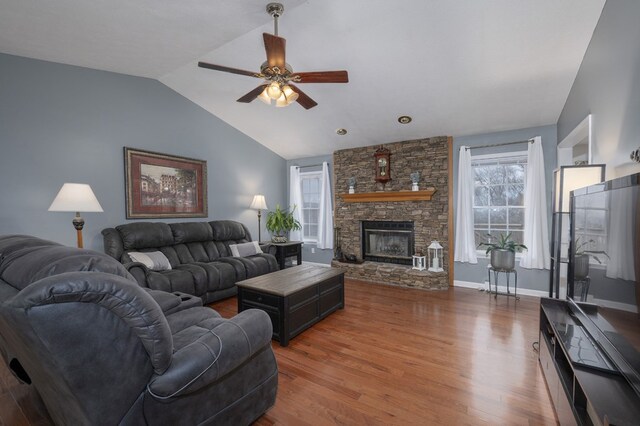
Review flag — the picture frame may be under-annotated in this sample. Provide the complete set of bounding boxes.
[124,147,207,219]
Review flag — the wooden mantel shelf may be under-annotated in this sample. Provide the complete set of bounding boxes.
[340,188,436,202]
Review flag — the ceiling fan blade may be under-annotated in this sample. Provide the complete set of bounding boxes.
[237,84,268,103]
[198,62,259,78]
[292,71,349,83]
[289,84,318,109]
[263,33,286,69]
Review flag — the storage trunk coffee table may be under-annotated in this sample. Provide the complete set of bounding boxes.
[236,264,345,346]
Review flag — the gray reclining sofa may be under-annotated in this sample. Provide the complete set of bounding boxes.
[0,235,278,425]
[102,220,279,303]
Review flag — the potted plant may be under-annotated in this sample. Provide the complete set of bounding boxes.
[265,204,302,243]
[573,238,608,280]
[478,232,527,271]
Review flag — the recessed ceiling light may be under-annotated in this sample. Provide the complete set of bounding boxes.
[336,128,347,135]
[398,116,412,124]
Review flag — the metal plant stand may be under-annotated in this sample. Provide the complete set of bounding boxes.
[573,277,591,302]
[488,266,519,300]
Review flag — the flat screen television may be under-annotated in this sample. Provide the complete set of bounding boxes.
[568,172,640,398]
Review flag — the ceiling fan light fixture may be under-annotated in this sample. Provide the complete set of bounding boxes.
[197,2,348,110]
[258,88,272,105]
[275,92,289,107]
[267,82,282,100]
[282,85,299,103]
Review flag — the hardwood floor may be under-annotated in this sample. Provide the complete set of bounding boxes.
[0,279,557,425]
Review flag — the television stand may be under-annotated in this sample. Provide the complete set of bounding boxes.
[539,298,640,425]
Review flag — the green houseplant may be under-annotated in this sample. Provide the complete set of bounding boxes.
[478,232,527,271]
[573,237,608,280]
[265,204,302,243]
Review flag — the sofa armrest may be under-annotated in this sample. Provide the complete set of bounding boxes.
[259,243,276,256]
[146,309,273,399]
[122,262,149,287]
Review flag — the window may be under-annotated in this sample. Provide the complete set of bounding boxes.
[472,152,527,248]
[300,171,322,242]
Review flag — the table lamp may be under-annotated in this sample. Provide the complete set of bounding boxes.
[48,183,103,248]
[249,194,268,242]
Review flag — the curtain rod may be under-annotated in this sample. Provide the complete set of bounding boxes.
[296,163,323,169]
[465,139,533,151]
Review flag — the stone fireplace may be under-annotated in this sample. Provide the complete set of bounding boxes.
[331,136,451,290]
[361,220,414,265]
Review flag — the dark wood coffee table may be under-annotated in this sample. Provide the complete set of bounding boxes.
[236,264,345,346]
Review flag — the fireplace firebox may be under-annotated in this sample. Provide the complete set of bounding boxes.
[361,221,414,265]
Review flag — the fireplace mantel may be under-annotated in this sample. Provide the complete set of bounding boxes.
[340,188,436,203]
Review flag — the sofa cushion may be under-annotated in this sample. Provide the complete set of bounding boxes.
[170,222,213,244]
[0,235,132,291]
[128,251,172,271]
[116,222,174,250]
[229,242,263,258]
[172,242,219,264]
[210,220,250,242]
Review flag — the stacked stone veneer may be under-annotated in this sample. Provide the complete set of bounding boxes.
[331,136,450,290]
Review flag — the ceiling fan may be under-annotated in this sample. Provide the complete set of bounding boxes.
[197,2,349,109]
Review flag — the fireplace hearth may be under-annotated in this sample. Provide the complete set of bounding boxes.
[361,221,414,265]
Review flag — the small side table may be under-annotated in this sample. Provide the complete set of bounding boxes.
[264,241,303,270]
[488,266,519,300]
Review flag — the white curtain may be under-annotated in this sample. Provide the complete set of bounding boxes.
[605,190,636,281]
[289,166,304,241]
[317,162,334,249]
[454,146,477,263]
[519,136,550,269]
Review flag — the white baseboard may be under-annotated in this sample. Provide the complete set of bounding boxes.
[591,297,638,314]
[454,280,486,290]
[454,280,547,298]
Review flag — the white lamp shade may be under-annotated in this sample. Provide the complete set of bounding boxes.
[48,183,103,212]
[250,194,268,210]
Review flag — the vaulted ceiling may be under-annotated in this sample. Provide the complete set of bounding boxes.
[0,0,605,159]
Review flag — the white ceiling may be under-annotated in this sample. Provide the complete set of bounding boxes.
[0,0,605,160]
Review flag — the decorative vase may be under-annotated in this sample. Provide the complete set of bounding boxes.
[272,235,288,243]
[348,185,355,194]
[574,254,590,280]
[412,183,419,191]
[490,249,515,270]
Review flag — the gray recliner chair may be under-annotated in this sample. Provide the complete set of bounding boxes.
[0,235,278,425]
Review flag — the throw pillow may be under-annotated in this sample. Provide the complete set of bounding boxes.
[229,241,263,258]
[128,251,172,271]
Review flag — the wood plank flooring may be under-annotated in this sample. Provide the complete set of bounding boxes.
[0,279,557,425]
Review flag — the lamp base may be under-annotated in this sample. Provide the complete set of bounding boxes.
[72,212,85,248]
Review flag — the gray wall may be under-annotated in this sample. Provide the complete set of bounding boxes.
[453,125,557,292]
[558,0,640,179]
[0,53,287,251]
[286,154,334,264]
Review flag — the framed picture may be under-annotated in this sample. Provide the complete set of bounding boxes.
[124,147,207,219]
